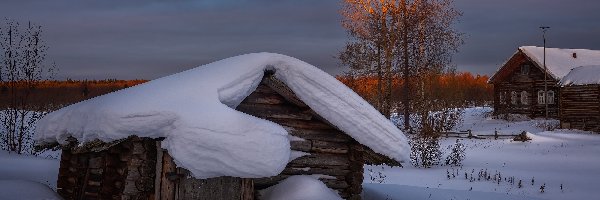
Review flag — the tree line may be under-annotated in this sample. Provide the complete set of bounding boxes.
[337,71,493,109]
[0,79,147,110]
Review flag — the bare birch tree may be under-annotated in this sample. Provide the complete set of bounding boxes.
[339,0,462,130]
[0,19,56,154]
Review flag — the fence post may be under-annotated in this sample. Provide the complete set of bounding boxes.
[494,129,498,140]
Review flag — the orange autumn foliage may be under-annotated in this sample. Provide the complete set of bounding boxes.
[0,79,148,110]
[337,72,493,107]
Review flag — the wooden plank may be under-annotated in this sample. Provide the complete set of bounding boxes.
[242,91,286,105]
[282,166,351,176]
[262,75,308,108]
[288,153,349,167]
[176,172,247,200]
[290,140,312,152]
[241,179,254,200]
[311,140,349,154]
[268,118,333,130]
[154,142,164,200]
[236,103,312,120]
[287,128,352,143]
[160,152,176,200]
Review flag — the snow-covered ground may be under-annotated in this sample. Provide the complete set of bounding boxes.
[0,180,62,200]
[364,107,600,200]
[0,150,61,199]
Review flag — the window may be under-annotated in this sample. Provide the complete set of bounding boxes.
[521,91,529,105]
[538,90,545,105]
[511,91,518,105]
[521,64,530,75]
[547,90,555,104]
[499,92,506,104]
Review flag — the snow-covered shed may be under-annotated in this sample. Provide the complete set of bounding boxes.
[559,65,600,133]
[34,53,409,200]
[489,46,600,118]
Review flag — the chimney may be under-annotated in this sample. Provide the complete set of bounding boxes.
[572,52,577,58]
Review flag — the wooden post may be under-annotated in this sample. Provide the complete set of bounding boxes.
[494,129,498,140]
[155,141,164,200]
[160,152,176,200]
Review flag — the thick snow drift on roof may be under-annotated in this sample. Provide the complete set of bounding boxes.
[559,65,600,86]
[520,46,600,79]
[34,53,408,179]
[259,175,343,200]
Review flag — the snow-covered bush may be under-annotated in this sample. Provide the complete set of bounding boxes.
[534,120,560,131]
[408,98,463,168]
[0,110,48,155]
[409,135,442,168]
[0,19,55,155]
[445,139,466,166]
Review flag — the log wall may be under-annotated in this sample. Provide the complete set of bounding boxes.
[560,85,600,132]
[57,137,157,200]
[236,76,364,200]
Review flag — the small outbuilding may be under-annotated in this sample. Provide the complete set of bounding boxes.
[559,65,600,133]
[35,53,409,200]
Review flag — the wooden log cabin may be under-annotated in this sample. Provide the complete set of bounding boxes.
[489,46,600,118]
[44,70,400,200]
[559,65,600,133]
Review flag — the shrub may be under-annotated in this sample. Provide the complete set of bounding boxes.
[445,139,466,166]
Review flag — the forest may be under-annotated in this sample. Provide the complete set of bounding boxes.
[337,71,493,110]
[0,80,147,110]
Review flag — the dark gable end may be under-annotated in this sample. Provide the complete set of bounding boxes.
[489,49,558,84]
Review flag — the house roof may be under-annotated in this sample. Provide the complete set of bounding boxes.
[520,46,600,79]
[490,46,600,83]
[559,65,600,86]
[34,53,409,179]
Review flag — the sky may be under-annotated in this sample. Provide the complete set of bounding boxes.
[1,0,599,80]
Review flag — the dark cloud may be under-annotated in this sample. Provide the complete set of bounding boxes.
[1,0,598,79]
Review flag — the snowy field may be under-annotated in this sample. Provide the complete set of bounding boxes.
[364,107,600,200]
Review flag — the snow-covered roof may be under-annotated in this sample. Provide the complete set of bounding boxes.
[559,65,600,86]
[34,53,409,179]
[519,46,600,79]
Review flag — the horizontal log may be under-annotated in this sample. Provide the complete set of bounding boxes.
[290,140,311,152]
[311,140,349,154]
[270,118,334,130]
[242,92,286,105]
[237,103,312,120]
[287,128,352,142]
[288,153,349,167]
[88,180,101,186]
[262,76,308,108]
[253,84,279,94]
[253,175,289,189]
[282,166,351,176]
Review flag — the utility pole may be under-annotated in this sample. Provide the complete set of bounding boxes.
[540,26,550,119]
